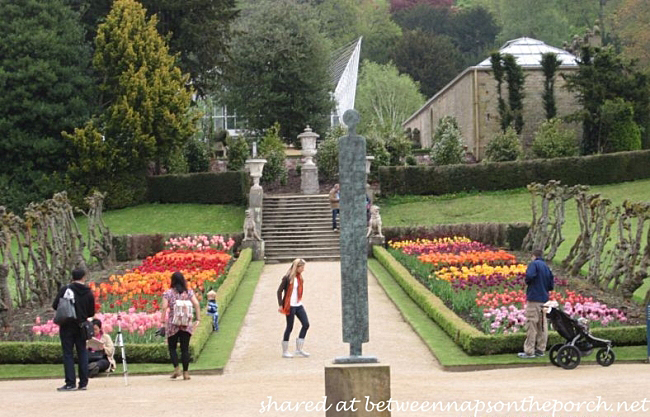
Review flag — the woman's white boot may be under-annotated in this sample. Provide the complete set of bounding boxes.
[295,338,310,357]
[282,341,293,358]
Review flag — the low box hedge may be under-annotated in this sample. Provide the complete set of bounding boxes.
[0,248,253,364]
[146,171,249,205]
[379,150,650,196]
[373,246,646,355]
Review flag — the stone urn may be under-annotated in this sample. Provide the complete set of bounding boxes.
[298,126,320,194]
[245,158,267,190]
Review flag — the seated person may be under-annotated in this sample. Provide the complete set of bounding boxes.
[87,318,116,377]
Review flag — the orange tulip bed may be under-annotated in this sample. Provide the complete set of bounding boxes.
[32,235,234,343]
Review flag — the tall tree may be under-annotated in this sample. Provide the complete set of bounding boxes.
[69,0,239,96]
[223,0,333,142]
[315,0,402,64]
[0,0,95,211]
[390,0,453,13]
[391,30,463,98]
[564,45,650,153]
[393,4,499,67]
[64,0,196,203]
[610,0,650,69]
[355,60,425,135]
[541,52,562,120]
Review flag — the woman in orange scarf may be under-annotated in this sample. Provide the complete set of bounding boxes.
[277,258,310,358]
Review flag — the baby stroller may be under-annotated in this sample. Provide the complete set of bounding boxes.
[545,301,615,370]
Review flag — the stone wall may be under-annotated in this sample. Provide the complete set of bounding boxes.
[404,67,582,160]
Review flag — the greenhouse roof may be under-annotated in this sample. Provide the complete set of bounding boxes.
[475,37,578,68]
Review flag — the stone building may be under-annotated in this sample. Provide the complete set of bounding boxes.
[402,38,581,160]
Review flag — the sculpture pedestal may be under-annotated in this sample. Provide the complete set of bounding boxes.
[325,364,391,417]
[367,236,385,257]
[240,240,264,261]
[249,187,263,239]
[301,164,319,194]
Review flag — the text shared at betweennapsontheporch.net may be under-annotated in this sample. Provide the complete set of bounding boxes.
[258,395,650,416]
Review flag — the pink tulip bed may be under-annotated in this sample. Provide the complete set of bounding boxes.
[388,237,629,335]
[31,235,235,344]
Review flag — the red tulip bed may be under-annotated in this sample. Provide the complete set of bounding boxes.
[31,235,235,343]
[388,237,628,335]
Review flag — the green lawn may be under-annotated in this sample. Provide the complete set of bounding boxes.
[86,203,245,235]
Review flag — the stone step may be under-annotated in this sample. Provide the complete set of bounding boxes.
[264,194,329,200]
[263,213,332,220]
[264,237,340,244]
[265,248,340,256]
[265,254,341,263]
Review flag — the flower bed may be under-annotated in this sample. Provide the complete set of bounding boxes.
[31,235,234,344]
[388,237,628,335]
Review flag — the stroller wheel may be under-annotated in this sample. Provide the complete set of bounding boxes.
[557,345,581,370]
[548,344,563,367]
[596,348,615,367]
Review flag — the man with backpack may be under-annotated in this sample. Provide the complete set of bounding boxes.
[52,268,96,391]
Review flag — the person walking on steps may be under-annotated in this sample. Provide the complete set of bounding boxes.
[518,249,554,359]
[277,259,310,358]
[329,184,340,232]
[161,271,201,379]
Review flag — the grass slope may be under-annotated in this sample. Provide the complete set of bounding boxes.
[379,179,650,288]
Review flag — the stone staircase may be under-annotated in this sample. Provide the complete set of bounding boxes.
[262,194,340,262]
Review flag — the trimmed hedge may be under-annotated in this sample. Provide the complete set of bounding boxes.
[112,233,244,262]
[384,223,529,251]
[373,245,646,355]
[379,150,650,196]
[0,248,253,364]
[146,171,249,205]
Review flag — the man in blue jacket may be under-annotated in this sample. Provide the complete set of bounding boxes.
[518,249,554,359]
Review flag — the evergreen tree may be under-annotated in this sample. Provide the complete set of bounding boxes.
[390,30,463,98]
[541,52,562,120]
[64,0,196,206]
[0,0,95,211]
[224,0,333,143]
[564,45,650,153]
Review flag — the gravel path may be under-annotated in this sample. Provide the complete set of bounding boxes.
[2,261,649,417]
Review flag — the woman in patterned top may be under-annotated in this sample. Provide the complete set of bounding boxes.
[161,271,201,380]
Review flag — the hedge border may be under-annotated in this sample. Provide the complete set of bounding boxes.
[146,171,249,205]
[379,150,650,196]
[0,248,253,364]
[373,246,647,355]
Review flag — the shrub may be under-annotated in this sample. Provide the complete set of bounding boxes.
[430,116,465,165]
[316,125,345,181]
[601,98,642,153]
[259,123,288,185]
[365,133,391,181]
[184,138,211,173]
[383,131,413,166]
[484,126,522,162]
[531,118,579,159]
[165,147,189,174]
[226,135,250,171]
[405,155,417,166]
